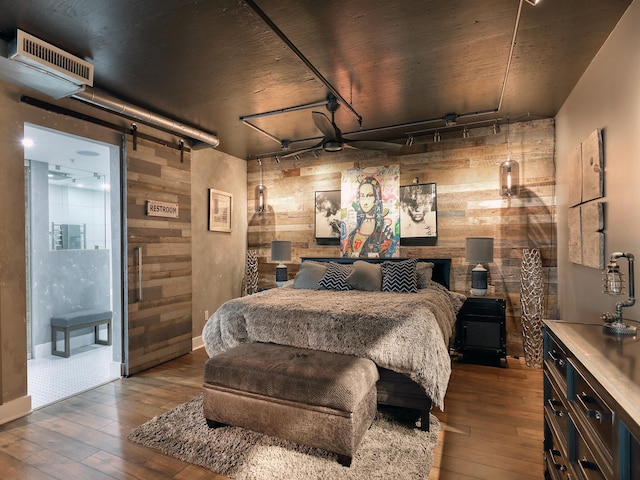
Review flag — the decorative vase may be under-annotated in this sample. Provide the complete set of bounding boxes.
[244,250,259,296]
[520,248,544,368]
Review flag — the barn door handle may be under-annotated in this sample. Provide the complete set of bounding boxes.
[136,246,143,302]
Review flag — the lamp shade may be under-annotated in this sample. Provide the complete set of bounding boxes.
[466,237,494,264]
[466,237,494,296]
[271,241,292,262]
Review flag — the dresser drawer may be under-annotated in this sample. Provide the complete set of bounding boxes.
[546,333,568,384]
[574,427,607,480]
[545,372,570,446]
[571,364,614,461]
[544,418,572,480]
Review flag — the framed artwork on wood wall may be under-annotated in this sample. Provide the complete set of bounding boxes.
[399,182,438,246]
[315,190,341,245]
[209,188,232,232]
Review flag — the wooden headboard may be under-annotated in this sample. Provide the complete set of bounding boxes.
[300,257,451,290]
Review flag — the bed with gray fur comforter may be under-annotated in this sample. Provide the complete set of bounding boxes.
[202,281,465,409]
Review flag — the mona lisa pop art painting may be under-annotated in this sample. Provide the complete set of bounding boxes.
[340,165,400,258]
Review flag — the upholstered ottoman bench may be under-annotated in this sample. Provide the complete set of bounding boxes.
[202,342,379,467]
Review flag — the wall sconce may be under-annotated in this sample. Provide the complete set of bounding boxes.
[500,119,519,197]
[462,127,470,139]
[271,240,292,287]
[601,251,637,335]
[433,131,441,142]
[466,237,494,296]
[256,158,266,213]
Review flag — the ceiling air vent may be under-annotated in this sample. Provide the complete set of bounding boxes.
[8,29,93,92]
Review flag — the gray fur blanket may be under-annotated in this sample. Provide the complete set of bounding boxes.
[202,281,465,410]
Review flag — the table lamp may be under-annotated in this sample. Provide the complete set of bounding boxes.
[271,240,292,287]
[466,237,494,296]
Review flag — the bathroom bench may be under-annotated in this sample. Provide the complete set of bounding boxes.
[50,309,112,358]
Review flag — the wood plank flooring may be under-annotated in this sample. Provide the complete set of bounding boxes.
[0,349,543,479]
[430,355,544,479]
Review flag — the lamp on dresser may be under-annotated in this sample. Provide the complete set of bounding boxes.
[271,240,292,287]
[466,237,494,296]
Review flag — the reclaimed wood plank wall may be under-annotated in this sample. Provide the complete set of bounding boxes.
[126,137,193,374]
[247,118,557,356]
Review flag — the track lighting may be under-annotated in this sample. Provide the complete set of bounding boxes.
[524,0,541,6]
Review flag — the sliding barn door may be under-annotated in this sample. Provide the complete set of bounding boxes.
[126,137,192,375]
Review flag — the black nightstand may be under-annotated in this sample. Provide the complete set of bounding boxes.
[455,296,507,367]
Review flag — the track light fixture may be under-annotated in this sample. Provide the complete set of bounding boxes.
[524,0,541,6]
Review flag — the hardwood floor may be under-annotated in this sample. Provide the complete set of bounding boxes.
[0,349,543,479]
[430,355,544,479]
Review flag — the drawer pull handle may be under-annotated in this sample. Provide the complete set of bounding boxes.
[576,392,603,422]
[547,398,564,416]
[547,448,567,472]
[577,457,600,478]
[548,351,565,367]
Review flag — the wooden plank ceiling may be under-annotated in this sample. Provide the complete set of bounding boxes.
[0,0,632,159]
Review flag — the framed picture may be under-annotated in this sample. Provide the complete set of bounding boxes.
[315,190,341,245]
[209,188,232,232]
[340,165,401,257]
[400,183,437,246]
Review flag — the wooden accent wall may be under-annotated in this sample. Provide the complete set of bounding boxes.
[247,118,557,357]
[126,137,192,374]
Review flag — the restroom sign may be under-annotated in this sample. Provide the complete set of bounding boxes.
[146,200,179,218]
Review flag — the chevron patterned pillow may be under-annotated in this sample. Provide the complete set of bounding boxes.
[381,259,418,293]
[318,262,353,291]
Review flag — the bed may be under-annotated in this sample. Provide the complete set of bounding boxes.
[202,257,465,429]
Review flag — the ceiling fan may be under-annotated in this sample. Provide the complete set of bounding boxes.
[282,94,403,158]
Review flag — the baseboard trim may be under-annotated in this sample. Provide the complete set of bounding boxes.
[192,335,204,350]
[0,395,31,425]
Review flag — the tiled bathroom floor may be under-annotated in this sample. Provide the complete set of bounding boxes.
[27,344,120,409]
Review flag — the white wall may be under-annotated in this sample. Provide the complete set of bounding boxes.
[556,0,640,322]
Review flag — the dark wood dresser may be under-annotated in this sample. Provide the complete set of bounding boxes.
[543,320,640,479]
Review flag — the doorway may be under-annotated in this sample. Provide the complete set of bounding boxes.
[24,123,124,409]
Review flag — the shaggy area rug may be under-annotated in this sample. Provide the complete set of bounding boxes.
[128,394,440,479]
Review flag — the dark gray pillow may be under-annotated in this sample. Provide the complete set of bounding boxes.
[293,262,328,289]
[318,262,353,291]
[345,261,382,291]
[381,259,418,293]
[416,262,434,289]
